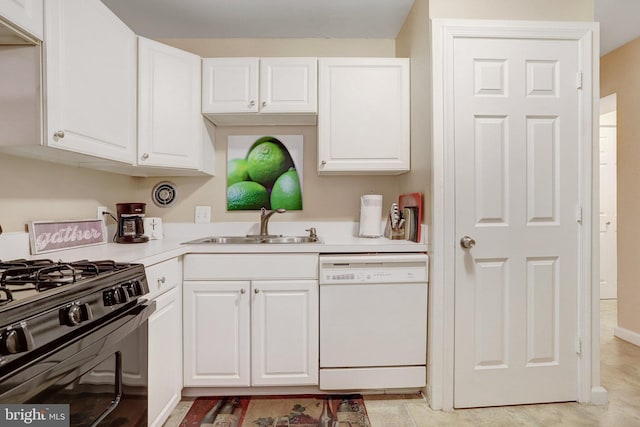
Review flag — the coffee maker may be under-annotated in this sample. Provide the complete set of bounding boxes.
[115,203,149,243]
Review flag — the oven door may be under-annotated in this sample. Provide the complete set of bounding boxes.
[0,301,155,427]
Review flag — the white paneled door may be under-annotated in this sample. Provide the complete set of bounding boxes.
[453,37,580,407]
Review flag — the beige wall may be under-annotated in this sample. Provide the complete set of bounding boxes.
[0,154,137,231]
[601,36,640,334]
[396,0,431,224]
[156,38,396,58]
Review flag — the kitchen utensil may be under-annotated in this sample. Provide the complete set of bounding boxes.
[390,202,400,228]
[398,193,423,242]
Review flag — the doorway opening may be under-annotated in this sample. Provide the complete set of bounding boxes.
[599,93,617,302]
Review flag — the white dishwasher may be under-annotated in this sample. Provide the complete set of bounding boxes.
[319,253,428,391]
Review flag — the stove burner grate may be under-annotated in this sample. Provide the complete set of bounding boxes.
[1,264,80,292]
[0,288,13,306]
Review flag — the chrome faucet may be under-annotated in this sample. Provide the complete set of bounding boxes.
[259,207,285,236]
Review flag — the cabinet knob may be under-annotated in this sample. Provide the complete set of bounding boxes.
[240,288,246,294]
[157,276,166,286]
[254,288,260,294]
[54,130,65,139]
[142,153,149,160]
[262,101,267,107]
[321,160,327,166]
[249,100,256,107]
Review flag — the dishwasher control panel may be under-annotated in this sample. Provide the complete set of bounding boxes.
[319,254,428,284]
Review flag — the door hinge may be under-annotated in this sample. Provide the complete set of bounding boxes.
[576,71,583,89]
[575,336,582,357]
[576,205,582,224]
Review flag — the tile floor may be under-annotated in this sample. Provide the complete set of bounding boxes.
[164,300,640,426]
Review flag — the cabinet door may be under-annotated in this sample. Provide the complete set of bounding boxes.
[138,37,201,169]
[148,286,182,427]
[202,58,258,113]
[259,58,317,114]
[44,0,136,163]
[0,0,43,40]
[251,280,319,386]
[183,281,251,387]
[318,58,410,174]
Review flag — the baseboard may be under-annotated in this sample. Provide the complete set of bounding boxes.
[591,386,608,405]
[614,326,640,347]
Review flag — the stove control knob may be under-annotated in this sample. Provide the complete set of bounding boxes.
[103,289,117,306]
[1,325,34,356]
[124,280,144,298]
[5,330,21,354]
[61,303,93,326]
[103,287,129,306]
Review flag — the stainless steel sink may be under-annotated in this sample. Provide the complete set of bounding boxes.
[184,235,320,244]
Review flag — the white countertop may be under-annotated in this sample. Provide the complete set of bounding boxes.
[0,221,428,267]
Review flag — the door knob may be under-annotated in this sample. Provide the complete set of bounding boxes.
[460,235,476,249]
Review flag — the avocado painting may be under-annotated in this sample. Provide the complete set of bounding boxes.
[227,135,303,211]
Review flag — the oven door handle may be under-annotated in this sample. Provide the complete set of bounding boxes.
[90,352,123,427]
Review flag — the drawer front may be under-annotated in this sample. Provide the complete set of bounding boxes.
[184,254,318,280]
[146,257,182,297]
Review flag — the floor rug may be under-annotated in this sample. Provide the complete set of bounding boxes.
[179,394,371,426]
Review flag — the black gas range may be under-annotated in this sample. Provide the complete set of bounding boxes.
[0,258,155,427]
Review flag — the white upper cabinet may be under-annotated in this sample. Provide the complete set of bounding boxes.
[202,57,317,126]
[44,0,136,164]
[259,58,317,114]
[318,58,410,174]
[202,57,259,114]
[0,0,43,41]
[137,37,209,173]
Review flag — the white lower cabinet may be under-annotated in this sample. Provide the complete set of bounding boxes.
[146,258,183,427]
[183,279,318,387]
[183,254,319,388]
[183,281,250,387]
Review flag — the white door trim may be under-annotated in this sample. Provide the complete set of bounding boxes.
[430,19,603,410]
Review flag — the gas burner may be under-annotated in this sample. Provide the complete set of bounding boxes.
[0,259,56,270]
[1,264,79,292]
[0,288,12,306]
[68,260,127,276]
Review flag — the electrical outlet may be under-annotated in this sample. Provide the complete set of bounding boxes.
[195,205,211,223]
[97,206,108,220]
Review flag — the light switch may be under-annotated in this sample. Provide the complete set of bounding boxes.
[195,205,211,223]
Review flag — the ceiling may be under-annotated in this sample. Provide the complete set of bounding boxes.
[594,0,640,55]
[100,0,640,56]
[100,0,414,39]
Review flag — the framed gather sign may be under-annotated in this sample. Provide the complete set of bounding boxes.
[28,219,108,255]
